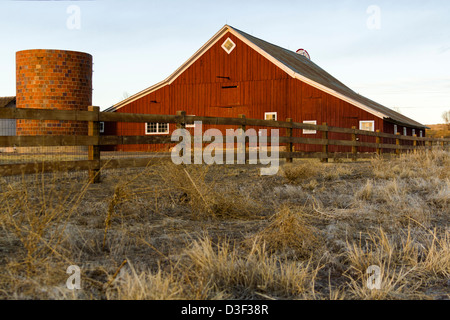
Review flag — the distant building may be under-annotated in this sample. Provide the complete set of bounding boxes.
[0,96,16,153]
[0,96,16,136]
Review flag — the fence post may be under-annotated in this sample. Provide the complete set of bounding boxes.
[238,114,246,132]
[238,114,246,160]
[376,130,382,156]
[175,110,188,162]
[286,118,293,163]
[176,110,186,130]
[88,106,101,183]
[351,126,357,162]
[396,132,401,156]
[413,134,417,154]
[321,122,329,163]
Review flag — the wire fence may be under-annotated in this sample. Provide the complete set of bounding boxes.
[0,118,88,164]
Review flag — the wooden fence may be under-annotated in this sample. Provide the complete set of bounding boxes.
[0,107,448,182]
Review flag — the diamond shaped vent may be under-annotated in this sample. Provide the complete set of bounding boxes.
[221,38,236,54]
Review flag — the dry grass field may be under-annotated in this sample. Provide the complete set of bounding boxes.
[0,149,448,300]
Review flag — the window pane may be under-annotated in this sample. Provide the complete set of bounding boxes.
[303,121,317,134]
[360,121,374,132]
[159,123,168,133]
[147,123,158,133]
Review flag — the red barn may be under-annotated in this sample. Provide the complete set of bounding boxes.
[104,25,427,152]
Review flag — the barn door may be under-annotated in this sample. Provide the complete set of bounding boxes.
[218,83,241,107]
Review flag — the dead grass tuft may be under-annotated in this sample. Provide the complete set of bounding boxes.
[184,236,320,299]
[253,206,323,259]
[344,227,450,299]
[371,150,449,180]
[280,161,320,184]
[156,162,264,219]
[106,263,185,300]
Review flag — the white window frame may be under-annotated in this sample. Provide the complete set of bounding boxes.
[359,120,375,132]
[394,124,398,135]
[420,130,423,138]
[264,112,277,121]
[99,122,104,133]
[412,129,416,136]
[145,122,169,135]
[221,37,236,54]
[403,127,407,136]
[303,120,317,134]
[185,115,196,128]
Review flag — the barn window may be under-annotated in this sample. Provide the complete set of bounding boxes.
[359,121,375,132]
[394,124,398,135]
[145,122,169,135]
[264,112,277,121]
[99,122,104,133]
[420,130,423,138]
[303,120,317,134]
[412,129,416,136]
[221,38,236,54]
[403,127,407,136]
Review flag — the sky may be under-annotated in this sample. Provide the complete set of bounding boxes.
[0,0,449,124]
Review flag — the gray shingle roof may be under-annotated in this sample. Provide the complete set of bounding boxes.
[0,96,15,108]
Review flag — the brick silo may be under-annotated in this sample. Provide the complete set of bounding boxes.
[15,49,93,137]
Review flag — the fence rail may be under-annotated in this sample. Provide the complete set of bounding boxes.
[0,107,448,182]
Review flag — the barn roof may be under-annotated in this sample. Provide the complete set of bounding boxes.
[106,25,427,129]
[0,96,15,108]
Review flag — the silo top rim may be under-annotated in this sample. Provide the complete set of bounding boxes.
[16,49,92,58]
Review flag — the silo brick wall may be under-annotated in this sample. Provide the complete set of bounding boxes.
[16,49,93,136]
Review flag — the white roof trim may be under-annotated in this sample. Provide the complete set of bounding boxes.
[105,80,167,112]
[292,73,386,119]
[167,26,230,85]
[107,25,387,119]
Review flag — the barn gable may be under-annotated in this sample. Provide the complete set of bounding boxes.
[106,25,426,130]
